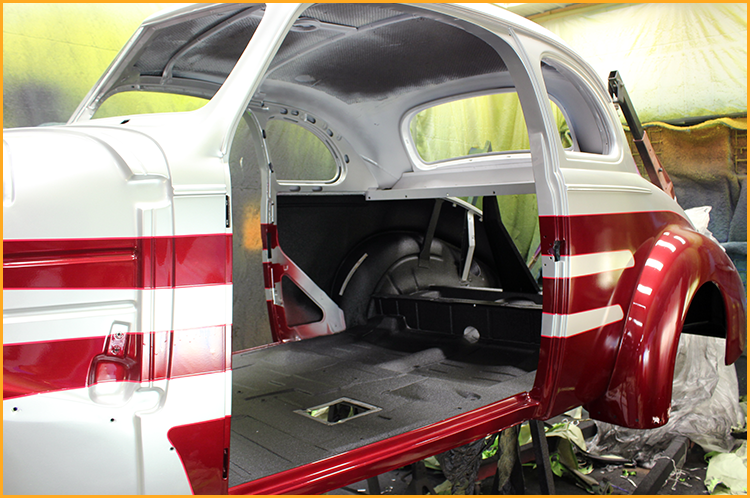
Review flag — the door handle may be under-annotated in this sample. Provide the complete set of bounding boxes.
[88,322,139,404]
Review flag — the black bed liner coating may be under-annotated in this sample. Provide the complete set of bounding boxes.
[229,310,539,486]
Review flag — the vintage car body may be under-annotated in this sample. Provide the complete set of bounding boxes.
[3,3,746,495]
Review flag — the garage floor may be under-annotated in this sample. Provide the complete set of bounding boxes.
[328,433,717,495]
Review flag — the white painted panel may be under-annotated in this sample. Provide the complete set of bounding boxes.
[3,372,229,494]
[137,373,229,494]
[567,250,634,277]
[3,129,172,240]
[562,167,685,217]
[543,305,624,338]
[173,194,227,236]
[3,289,138,312]
[3,289,176,344]
[3,289,138,345]
[4,286,228,343]
[4,388,149,494]
[141,288,175,336]
[172,284,231,331]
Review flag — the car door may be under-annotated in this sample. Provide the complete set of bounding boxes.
[2,128,205,494]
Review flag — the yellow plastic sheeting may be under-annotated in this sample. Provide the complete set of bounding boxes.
[411,93,531,163]
[409,91,571,264]
[411,93,570,163]
[534,3,747,123]
[3,3,166,127]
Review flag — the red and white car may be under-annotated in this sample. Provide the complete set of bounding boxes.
[3,3,745,494]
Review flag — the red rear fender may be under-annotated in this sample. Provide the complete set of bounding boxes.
[585,225,746,429]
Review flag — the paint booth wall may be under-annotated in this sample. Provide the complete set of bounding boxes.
[3,3,167,128]
[535,3,747,124]
[4,4,746,128]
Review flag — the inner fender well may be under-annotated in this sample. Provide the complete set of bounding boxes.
[332,231,498,327]
[682,282,726,339]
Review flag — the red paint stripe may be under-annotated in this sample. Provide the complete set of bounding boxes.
[3,336,113,400]
[540,211,690,317]
[173,235,231,288]
[3,234,231,289]
[260,223,295,342]
[539,211,687,256]
[262,262,273,289]
[533,327,623,411]
[3,326,227,400]
[3,251,137,268]
[541,259,642,315]
[262,261,288,289]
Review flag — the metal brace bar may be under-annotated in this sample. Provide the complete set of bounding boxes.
[461,210,476,281]
[419,199,444,268]
[608,70,676,199]
[366,476,381,495]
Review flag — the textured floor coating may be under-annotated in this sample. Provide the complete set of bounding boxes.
[229,320,539,487]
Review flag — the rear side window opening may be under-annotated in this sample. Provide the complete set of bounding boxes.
[79,4,266,122]
[93,92,208,120]
[265,118,341,183]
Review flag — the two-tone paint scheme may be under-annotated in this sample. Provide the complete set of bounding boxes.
[3,3,745,495]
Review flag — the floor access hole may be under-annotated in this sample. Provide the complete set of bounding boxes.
[296,397,381,425]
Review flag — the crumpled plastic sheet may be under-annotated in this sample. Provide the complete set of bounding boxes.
[586,334,745,468]
[705,441,747,494]
[685,206,725,247]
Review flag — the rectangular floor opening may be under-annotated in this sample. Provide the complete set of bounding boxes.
[296,397,381,425]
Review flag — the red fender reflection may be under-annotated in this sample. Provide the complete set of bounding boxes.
[586,225,746,429]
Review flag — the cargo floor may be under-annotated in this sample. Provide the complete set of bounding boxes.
[228,318,539,487]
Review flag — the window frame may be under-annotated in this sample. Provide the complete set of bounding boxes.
[402,87,580,171]
[539,54,617,159]
[401,88,533,171]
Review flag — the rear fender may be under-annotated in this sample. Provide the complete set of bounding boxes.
[585,225,746,429]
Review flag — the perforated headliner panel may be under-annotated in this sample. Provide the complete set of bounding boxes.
[266,13,507,104]
[135,5,257,79]
[128,3,507,104]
